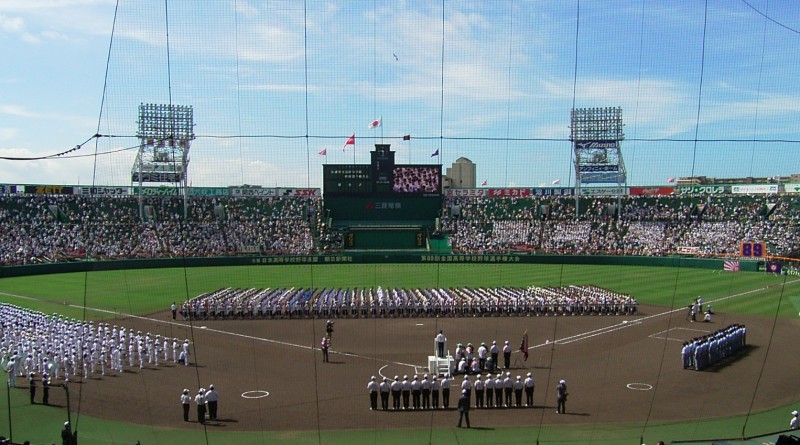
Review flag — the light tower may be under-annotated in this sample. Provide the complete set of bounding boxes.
[569,107,626,216]
[131,103,195,219]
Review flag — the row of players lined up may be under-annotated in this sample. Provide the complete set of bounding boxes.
[0,303,192,388]
[367,372,541,411]
[180,285,638,320]
[681,324,747,371]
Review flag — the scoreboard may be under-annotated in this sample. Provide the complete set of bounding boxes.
[323,165,372,194]
[323,144,441,198]
[323,144,442,224]
[739,241,766,258]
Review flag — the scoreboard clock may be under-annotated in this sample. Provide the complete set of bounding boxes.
[739,241,766,258]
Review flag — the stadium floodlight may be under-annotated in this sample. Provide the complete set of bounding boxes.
[131,103,195,219]
[569,107,627,216]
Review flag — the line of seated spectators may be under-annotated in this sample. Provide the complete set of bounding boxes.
[441,194,800,257]
[1,193,797,265]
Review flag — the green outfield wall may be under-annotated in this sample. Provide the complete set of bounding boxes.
[0,254,759,279]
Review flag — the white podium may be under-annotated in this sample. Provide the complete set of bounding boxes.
[428,339,454,376]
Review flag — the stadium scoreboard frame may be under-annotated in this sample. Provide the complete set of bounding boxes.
[323,144,442,226]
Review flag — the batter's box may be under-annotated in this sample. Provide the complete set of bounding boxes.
[649,327,710,342]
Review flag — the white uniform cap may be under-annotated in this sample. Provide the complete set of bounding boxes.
[64,421,70,427]
[506,372,511,376]
[209,384,214,389]
[559,379,566,384]
[394,375,399,380]
[371,376,375,380]
[793,410,799,416]
[183,388,188,393]
[527,372,532,377]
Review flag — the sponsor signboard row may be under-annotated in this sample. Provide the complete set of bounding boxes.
[0,183,795,198]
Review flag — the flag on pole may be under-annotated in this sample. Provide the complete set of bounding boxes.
[368,118,381,129]
[519,330,529,361]
[343,134,355,151]
[481,180,487,186]
[318,148,327,156]
[431,149,439,157]
[552,179,561,185]
[667,177,676,183]
[402,134,411,141]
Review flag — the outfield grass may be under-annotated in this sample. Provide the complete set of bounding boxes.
[0,263,797,444]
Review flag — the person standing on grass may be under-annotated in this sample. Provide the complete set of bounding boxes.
[28,372,36,404]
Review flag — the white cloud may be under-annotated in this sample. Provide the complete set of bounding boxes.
[0,128,18,141]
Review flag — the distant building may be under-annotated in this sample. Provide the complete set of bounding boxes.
[443,157,476,189]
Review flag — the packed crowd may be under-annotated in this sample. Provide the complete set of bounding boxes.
[0,195,320,265]
[1,192,797,265]
[441,194,800,257]
[392,167,440,193]
[180,285,637,320]
[681,324,747,371]
[0,303,192,392]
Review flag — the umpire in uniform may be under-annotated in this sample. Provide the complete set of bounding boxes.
[195,388,207,423]
[181,389,191,421]
[367,376,379,410]
[391,376,402,410]
[205,385,219,420]
[379,377,390,410]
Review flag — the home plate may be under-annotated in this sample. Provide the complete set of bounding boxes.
[416,323,424,326]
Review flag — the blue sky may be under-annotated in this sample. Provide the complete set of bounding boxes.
[1,0,799,188]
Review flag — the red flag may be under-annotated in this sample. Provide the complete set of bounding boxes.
[318,148,327,156]
[343,134,355,151]
[519,330,529,361]
[667,177,676,183]
[481,180,487,186]
[368,118,381,129]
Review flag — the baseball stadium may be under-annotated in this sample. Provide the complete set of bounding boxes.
[2,2,800,445]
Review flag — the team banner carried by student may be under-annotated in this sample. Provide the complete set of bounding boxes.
[519,330,529,361]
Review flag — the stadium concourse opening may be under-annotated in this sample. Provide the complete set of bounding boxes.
[323,144,441,250]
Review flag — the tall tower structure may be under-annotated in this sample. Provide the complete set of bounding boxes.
[131,103,195,219]
[569,107,626,215]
